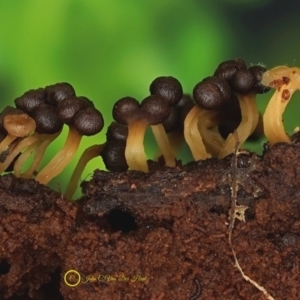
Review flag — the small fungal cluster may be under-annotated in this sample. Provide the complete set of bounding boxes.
[0,59,298,199]
[0,83,104,186]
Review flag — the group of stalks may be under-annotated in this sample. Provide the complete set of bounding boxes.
[0,59,298,199]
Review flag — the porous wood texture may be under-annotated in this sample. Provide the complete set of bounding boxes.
[1,143,300,299]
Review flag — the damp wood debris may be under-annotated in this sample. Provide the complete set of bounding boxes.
[1,59,300,299]
[1,141,300,299]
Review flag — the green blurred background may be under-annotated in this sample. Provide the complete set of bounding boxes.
[0,0,300,198]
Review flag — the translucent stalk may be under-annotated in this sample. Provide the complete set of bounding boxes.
[263,84,294,145]
[35,127,82,185]
[0,135,18,155]
[184,105,211,161]
[151,124,176,167]
[13,139,41,177]
[198,110,224,157]
[15,131,61,178]
[0,135,39,174]
[126,121,148,172]
[65,144,104,200]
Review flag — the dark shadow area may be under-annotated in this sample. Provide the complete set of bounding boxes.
[107,209,138,233]
[0,259,10,275]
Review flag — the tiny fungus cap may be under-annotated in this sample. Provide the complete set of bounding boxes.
[193,77,231,110]
[214,58,247,81]
[0,106,25,134]
[140,95,171,125]
[72,107,104,136]
[57,97,91,124]
[101,140,128,172]
[77,96,95,108]
[150,76,183,106]
[45,82,76,106]
[249,65,271,94]
[4,114,36,137]
[230,69,256,94]
[106,122,128,142]
[14,88,45,115]
[32,104,64,134]
[112,97,140,125]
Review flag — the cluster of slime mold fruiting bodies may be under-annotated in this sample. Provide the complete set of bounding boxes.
[0,59,298,199]
[0,83,104,186]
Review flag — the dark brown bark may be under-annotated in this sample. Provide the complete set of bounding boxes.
[0,143,300,299]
